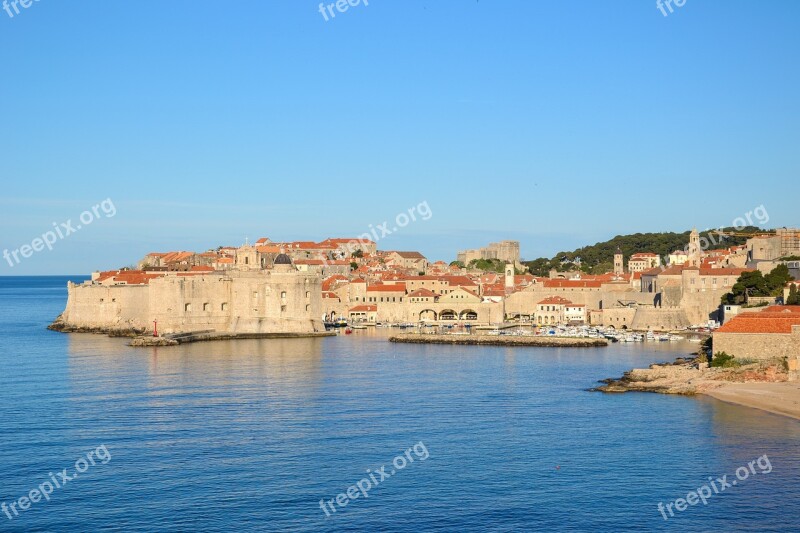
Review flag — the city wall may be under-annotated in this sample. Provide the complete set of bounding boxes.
[56,271,325,335]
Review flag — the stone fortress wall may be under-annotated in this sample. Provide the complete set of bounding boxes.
[58,270,325,335]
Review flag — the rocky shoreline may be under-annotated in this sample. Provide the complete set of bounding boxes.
[390,334,607,348]
[48,316,145,337]
[592,356,790,395]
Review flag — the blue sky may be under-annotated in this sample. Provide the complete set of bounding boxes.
[1,0,798,274]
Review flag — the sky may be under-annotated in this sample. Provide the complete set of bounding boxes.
[1,0,798,274]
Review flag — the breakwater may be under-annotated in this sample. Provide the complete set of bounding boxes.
[389,334,607,347]
[129,330,335,347]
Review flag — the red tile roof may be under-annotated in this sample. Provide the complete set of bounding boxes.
[699,268,750,276]
[409,288,437,297]
[538,296,574,305]
[542,280,602,288]
[716,307,800,334]
[389,251,427,259]
[367,284,407,293]
[349,305,377,312]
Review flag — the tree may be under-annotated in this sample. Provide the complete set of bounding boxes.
[350,262,358,271]
[788,284,800,305]
[765,264,792,295]
[721,265,793,304]
[522,226,769,275]
[722,271,768,304]
[351,249,364,258]
[468,258,506,273]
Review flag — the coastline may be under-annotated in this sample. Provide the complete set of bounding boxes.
[703,382,800,421]
[594,354,800,422]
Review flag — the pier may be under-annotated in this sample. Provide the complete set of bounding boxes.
[389,333,608,347]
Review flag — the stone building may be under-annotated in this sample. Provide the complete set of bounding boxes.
[457,241,521,267]
[628,253,661,273]
[713,306,800,361]
[56,255,325,336]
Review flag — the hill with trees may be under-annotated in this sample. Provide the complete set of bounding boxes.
[523,227,766,276]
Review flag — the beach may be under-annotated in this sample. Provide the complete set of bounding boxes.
[704,382,800,421]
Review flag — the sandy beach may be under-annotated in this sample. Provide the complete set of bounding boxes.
[704,382,800,421]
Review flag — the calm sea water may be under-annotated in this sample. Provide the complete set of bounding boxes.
[1,276,799,532]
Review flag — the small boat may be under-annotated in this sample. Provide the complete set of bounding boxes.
[344,328,353,335]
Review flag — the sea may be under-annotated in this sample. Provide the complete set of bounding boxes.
[1,276,799,532]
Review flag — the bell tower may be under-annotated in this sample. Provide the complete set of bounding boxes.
[614,246,624,275]
[505,263,515,289]
[688,228,701,267]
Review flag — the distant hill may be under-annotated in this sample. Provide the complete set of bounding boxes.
[522,226,766,276]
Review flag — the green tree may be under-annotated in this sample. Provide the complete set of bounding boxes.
[468,258,506,273]
[764,264,792,295]
[350,261,358,271]
[787,284,800,305]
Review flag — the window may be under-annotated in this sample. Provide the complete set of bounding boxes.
[281,305,287,312]
[305,304,310,311]
[203,303,209,311]
[281,291,287,298]
[221,303,228,311]
[306,291,310,298]
[185,303,192,312]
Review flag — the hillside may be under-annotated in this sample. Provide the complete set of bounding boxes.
[523,226,766,276]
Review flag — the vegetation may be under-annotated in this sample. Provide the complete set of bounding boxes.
[450,260,465,269]
[721,264,793,305]
[522,227,764,276]
[787,284,800,305]
[468,258,507,273]
[350,261,358,271]
[351,249,364,258]
[710,352,740,368]
[699,337,713,362]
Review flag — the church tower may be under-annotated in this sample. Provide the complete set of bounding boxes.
[688,228,701,267]
[614,246,624,275]
[505,263,515,290]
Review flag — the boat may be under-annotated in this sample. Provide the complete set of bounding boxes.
[344,328,353,335]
